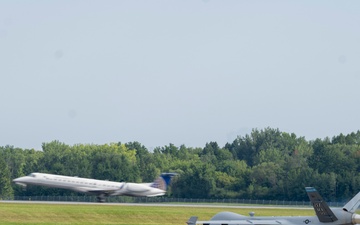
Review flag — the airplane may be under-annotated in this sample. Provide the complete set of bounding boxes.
[187,187,360,225]
[13,172,177,202]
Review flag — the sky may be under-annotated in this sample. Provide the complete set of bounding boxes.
[1,1,360,150]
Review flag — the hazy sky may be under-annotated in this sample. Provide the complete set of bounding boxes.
[1,1,359,150]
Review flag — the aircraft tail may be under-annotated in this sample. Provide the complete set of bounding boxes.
[306,187,338,222]
[343,191,360,213]
[186,216,198,225]
[151,172,177,191]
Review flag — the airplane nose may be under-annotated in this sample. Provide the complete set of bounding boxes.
[13,177,24,181]
[13,177,23,183]
[13,177,27,187]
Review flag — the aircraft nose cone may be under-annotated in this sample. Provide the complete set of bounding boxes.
[13,177,28,187]
[13,177,24,183]
[13,176,25,181]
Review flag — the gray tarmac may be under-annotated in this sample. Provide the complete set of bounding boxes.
[0,200,314,210]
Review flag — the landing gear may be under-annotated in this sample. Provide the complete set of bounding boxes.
[96,195,106,203]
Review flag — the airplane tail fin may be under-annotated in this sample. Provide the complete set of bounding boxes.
[306,187,338,222]
[186,216,198,225]
[343,191,360,213]
[151,172,177,191]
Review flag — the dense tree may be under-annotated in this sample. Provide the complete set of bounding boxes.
[0,156,13,198]
[0,145,26,179]
[171,162,216,198]
[40,140,70,175]
[227,128,303,167]
[125,141,157,182]
[332,131,360,145]
[91,143,139,182]
[249,161,284,199]
[2,128,360,202]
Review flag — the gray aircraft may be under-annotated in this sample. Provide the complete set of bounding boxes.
[187,187,360,225]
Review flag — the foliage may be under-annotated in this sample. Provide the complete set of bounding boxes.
[2,128,360,201]
[0,156,13,198]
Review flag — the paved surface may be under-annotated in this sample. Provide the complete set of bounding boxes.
[0,200,314,210]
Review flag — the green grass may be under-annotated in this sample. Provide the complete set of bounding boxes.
[0,203,315,225]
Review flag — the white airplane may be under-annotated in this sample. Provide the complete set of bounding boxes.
[13,172,176,202]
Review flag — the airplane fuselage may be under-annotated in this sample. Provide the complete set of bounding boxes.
[199,214,354,225]
[13,173,166,197]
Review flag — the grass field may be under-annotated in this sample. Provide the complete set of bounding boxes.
[0,203,315,225]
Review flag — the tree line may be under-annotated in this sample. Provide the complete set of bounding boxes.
[1,127,360,202]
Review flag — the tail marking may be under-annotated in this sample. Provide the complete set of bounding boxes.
[151,172,177,191]
[306,187,338,223]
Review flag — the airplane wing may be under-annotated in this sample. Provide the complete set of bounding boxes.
[71,182,162,197]
[187,217,285,225]
[70,186,119,195]
[197,221,282,225]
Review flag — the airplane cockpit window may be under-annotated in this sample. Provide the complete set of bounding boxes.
[29,173,36,177]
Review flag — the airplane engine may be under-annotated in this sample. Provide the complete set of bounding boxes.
[210,211,246,221]
[352,213,360,224]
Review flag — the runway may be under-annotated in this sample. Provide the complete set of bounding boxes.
[0,200,313,210]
